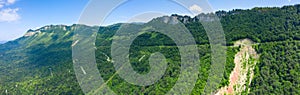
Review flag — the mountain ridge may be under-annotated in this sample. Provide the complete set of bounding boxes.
[0,4,299,94]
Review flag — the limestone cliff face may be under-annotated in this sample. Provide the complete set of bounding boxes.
[23,25,74,37]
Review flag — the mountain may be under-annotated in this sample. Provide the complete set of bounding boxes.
[0,41,7,44]
[0,4,299,95]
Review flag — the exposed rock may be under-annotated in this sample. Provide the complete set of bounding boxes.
[24,32,37,37]
[216,39,259,95]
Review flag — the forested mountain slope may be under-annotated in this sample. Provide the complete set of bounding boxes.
[0,4,299,95]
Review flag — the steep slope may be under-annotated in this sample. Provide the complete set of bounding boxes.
[216,39,259,95]
[0,24,100,94]
[249,41,300,95]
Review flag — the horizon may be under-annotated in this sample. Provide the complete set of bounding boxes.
[0,0,299,41]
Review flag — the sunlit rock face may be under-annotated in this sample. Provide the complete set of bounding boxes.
[24,29,38,37]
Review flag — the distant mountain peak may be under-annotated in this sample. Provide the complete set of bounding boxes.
[0,41,7,44]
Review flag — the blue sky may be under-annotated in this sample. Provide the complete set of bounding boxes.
[0,0,299,41]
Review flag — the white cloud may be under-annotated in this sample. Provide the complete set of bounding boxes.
[7,0,16,4]
[0,0,15,5]
[0,0,20,22]
[0,8,20,22]
[0,0,17,8]
[189,4,203,14]
[0,1,4,8]
[7,0,16,5]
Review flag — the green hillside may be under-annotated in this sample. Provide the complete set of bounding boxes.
[0,4,299,95]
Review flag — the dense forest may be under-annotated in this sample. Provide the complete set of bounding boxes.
[250,41,299,95]
[0,4,299,94]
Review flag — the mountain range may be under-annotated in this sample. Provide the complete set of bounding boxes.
[0,4,299,95]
